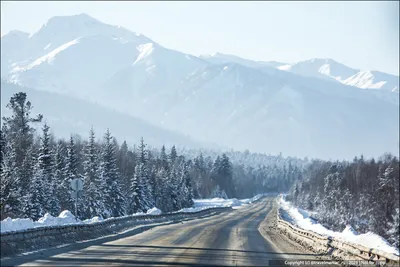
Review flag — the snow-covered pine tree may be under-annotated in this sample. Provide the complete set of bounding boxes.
[19,145,37,217]
[169,145,177,166]
[149,165,157,207]
[0,136,21,219]
[2,92,42,194]
[169,165,181,211]
[181,162,194,208]
[155,167,170,212]
[160,145,169,171]
[24,160,46,220]
[128,164,142,214]
[116,140,131,209]
[54,140,69,212]
[61,136,79,213]
[36,123,59,215]
[100,129,125,218]
[388,208,400,249]
[373,164,397,235]
[211,155,221,184]
[212,154,234,198]
[82,127,105,219]
[137,162,152,212]
[321,164,342,226]
[192,153,206,198]
[339,188,353,226]
[381,165,396,215]
[137,138,153,210]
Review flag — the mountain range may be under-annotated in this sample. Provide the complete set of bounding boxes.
[1,13,398,160]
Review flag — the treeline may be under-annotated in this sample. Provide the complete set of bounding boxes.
[287,155,400,248]
[0,92,301,221]
[178,148,305,199]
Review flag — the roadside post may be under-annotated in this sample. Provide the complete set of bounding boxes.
[70,178,83,221]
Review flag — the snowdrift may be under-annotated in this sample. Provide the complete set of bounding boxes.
[1,211,78,233]
[277,195,400,256]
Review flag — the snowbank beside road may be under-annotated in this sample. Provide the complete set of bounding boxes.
[1,210,148,233]
[1,211,78,233]
[277,195,400,256]
[1,194,266,233]
[146,207,162,215]
[178,194,264,213]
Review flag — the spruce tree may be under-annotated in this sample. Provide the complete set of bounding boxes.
[169,166,180,211]
[0,138,21,219]
[36,123,59,215]
[137,137,153,210]
[2,92,42,193]
[82,127,104,218]
[61,136,78,213]
[24,162,46,220]
[181,162,194,208]
[54,140,69,212]
[169,145,177,165]
[100,129,125,218]
[388,208,400,249]
[219,154,234,197]
[129,165,142,213]
[160,145,168,171]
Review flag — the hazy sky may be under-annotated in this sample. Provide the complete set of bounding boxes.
[1,1,399,75]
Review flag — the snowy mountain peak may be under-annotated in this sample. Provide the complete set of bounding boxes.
[28,13,152,48]
[42,13,103,29]
[278,59,398,92]
[309,58,336,64]
[32,13,107,38]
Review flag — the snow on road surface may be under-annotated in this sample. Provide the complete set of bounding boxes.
[1,195,266,233]
[277,194,400,256]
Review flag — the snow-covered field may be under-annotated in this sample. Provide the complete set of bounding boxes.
[277,194,400,256]
[1,195,265,234]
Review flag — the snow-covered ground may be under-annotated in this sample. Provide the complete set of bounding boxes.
[177,194,264,213]
[1,195,265,234]
[0,208,161,233]
[1,211,80,233]
[277,194,400,256]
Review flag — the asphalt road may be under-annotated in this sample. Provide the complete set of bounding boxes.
[1,198,330,266]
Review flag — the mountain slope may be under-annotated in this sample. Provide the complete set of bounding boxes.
[96,42,209,117]
[159,63,399,159]
[96,62,399,159]
[0,81,203,149]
